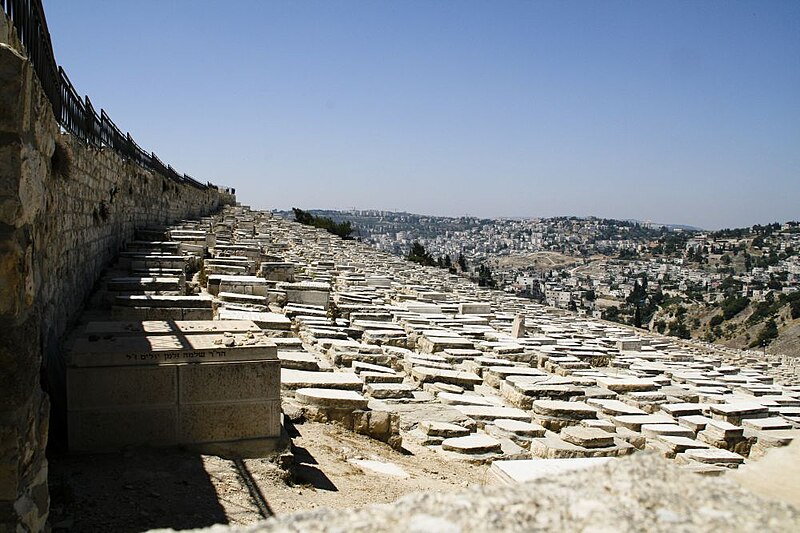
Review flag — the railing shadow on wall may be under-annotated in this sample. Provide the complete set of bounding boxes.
[1,0,235,195]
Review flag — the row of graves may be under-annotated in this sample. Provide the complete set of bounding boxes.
[64,216,286,455]
[65,205,800,484]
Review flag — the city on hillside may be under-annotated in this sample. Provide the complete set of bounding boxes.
[282,210,800,357]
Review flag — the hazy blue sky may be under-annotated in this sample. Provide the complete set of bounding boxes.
[43,1,799,229]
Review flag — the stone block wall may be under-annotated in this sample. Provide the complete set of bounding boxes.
[0,14,235,531]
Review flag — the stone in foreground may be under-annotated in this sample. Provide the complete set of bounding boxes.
[441,434,502,454]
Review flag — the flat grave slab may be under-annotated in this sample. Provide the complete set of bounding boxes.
[281,369,364,390]
[217,309,292,330]
[295,388,369,409]
[441,434,502,454]
[490,457,613,485]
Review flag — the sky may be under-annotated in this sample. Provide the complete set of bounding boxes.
[42,0,799,230]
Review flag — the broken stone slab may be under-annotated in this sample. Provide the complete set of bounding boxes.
[741,417,792,431]
[586,399,647,417]
[281,369,363,391]
[709,402,770,424]
[581,419,617,433]
[442,348,484,362]
[641,424,695,439]
[441,434,502,454]
[560,426,615,449]
[747,429,800,460]
[422,380,463,393]
[404,357,453,371]
[437,392,499,407]
[360,371,405,384]
[352,361,396,375]
[678,414,712,433]
[351,320,406,332]
[272,337,304,351]
[348,459,409,478]
[278,351,321,371]
[420,421,472,438]
[362,330,408,347]
[530,432,636,459]
[486,419,545,448]
[490,457,613,485]
[411,367,483,389]
[660,402,706,418]
[217,309,291,330]
[594,376,659,393]
[532,400,598,420]
[454,405,531,424]
[702,420,745,440]
[651,435,710,457]
[611,413,676,432]
[365,383,416,400]
[417,335,475,354]
[491,419,547,438]
[483,366,548,389]
[295,388,369,409]
[677,448,745,468]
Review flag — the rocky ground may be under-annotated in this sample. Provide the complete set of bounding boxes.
[48,420,493,532]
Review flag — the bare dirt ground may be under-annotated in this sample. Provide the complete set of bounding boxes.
[49,420,495,532]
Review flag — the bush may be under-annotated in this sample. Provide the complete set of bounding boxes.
[721,296,749,320]
[749,318,778,347]
[748,295,780,325]
[709,314,724,327]
[668,319,691,339]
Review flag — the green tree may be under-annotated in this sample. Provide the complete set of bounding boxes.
[791,300,800,319]
[750,318,778,348]
[668,319,691,339]
[407,242,436,266]
[458,253,467,272]
[292,207,354,239]
[477,264,496,288]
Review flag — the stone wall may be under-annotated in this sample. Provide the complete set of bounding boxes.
[0,14,234,531]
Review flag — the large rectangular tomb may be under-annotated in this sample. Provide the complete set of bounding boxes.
[66,320,280,454]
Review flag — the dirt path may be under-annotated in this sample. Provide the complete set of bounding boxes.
[49,421,496,532]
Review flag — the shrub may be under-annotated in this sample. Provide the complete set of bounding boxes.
[721,296,749,320]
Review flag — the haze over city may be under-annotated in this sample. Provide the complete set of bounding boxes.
[44,0,799,229]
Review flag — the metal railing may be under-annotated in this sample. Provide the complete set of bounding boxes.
[2,0,228,192]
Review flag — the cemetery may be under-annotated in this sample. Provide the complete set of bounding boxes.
[41,204,800,529]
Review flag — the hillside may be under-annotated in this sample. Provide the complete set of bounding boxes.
[652,293,800,357]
